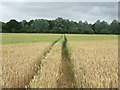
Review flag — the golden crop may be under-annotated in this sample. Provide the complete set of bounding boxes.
[2,43,50,88]
[1,37,118,88]
[29,43,61,88]
[0,45,2,89]
[69,40,118,88]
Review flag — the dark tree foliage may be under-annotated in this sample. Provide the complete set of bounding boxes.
[3,19,22,33]
[1,17,119,34]
[2,19,22,33]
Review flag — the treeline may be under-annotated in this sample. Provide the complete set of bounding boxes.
[0,17,119,34]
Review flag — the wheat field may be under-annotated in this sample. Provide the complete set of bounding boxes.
[69,40,118,88]
[29,43,62,88]
[0,44,2,89]
[1,33,118,88]
[2,43,50,88]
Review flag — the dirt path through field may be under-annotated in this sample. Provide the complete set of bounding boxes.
[42,35,62,59]
[57,35,77,88]
[25,35,63,88]
[2,35,63,88]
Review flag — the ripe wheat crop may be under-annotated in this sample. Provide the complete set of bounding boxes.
[1,33,118,88]
[69,40,118,88]
[29,43,62,88]
[2,43,50,88]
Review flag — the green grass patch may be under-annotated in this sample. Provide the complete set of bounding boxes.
[66,34,118,41]
[2,33,62,44]
[1,33,118,44]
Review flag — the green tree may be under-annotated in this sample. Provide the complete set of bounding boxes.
[31,19,49,33]
[5,19,22,33]
[100,21,110,34]
[0,22,2,33]
[110,20,118,34]
[93,20,101,34]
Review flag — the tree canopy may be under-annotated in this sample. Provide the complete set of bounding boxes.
[1,17,119,34]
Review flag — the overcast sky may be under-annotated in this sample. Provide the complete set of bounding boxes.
[0,2,118,23]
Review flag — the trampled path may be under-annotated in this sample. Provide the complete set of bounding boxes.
[57,35,77,88]
[25,35,63,88]
[26,34,77,88]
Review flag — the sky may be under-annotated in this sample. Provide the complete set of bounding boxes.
[0,2,118,24]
